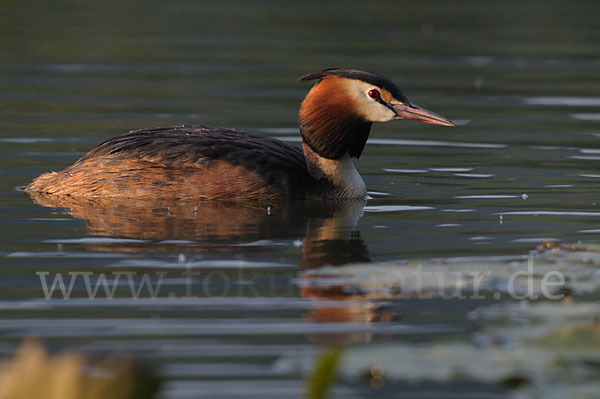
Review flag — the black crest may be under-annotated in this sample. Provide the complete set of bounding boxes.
[299,68,409,103]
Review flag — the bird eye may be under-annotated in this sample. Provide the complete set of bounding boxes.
[368,89,380,100]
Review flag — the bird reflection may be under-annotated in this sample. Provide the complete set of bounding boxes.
[29,190,365,251]
[28,191,398,343]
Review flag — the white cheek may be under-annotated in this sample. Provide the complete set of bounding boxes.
[362,102,395,122]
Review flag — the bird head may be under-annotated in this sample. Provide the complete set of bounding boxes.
[299,69,454,160]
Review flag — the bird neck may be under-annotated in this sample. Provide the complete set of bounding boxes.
[298,77,374,198]
[302,142,366,199]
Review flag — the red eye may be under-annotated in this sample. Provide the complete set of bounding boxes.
[368,89,380,100]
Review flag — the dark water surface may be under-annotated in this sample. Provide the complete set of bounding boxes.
[2,1,600,398]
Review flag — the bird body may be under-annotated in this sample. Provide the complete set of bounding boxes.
[26,69,454,201]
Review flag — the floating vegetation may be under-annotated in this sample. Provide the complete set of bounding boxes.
[292,242,600,397]
[300,241,600,299]
[528,322,600,353]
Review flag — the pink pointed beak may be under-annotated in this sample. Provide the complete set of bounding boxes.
[391,102,455,127]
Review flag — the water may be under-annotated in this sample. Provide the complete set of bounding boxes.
[1,1,600,398]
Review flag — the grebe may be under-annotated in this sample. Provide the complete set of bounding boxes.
[26,69,454,201]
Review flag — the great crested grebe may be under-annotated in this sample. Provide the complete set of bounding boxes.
[26,69,454,201]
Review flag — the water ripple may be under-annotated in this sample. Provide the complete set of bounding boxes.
[497,211,600,216]
[364,205,434,213]
[524,97,600,106]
